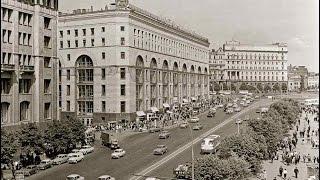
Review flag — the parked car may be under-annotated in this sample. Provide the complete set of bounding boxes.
[242,102,249,107]
[98,175,116,180]
[149,127,162,133]
[38,159,52,170]
[68,153,84,164]
[235,119,243,124]
[159,131,171,139]
[145,178,160,180]
[79,145,94,155]
[153,145,168,155]
[239,101,245,105]
[235,107,241,112]
[66,174,85,180]
[16,165,38,176]
[179,122,189,128]
[53,154,69,165]
[217,104,224,108]
[192,124,203,130]
[226,108,233,114]
[188,117,199,123]
[71,149,80,153]
[246,100,251,104]
[111,148,126,159]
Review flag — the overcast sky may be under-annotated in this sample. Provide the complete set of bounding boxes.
[60,0,319,72]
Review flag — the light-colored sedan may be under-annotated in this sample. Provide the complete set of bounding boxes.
[159,131,171,139]
[79,145,94,155]
[179,122,189,128]
[188,117,199,123]
[217,104,224,108]
[98,175,115,180]
[66,174,85,180]
[38,159,52,170]
[235,119,243,124]
[153,145,168,155]
[68,153,84,164]
[192,124,203,130]
[53,154,68,165]
[111,149,126,159]
[235,107,241,112]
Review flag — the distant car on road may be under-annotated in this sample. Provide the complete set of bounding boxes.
[201,135,221,154]
[38,159,52,170]
[16,165,38,177]
[68,153,84,164]
[179,122,189,128]
[53,154,69,165]
[111,148,126,159]
[217,104,223,108]
[66,174,85,180]
[242,102,249,107]
[188,117,199,123]
[234,107,241,112]
[149,127,162,133]
[239,101,245,105]
[153,145,168,155]
[226,108,233,114]
[235,119,243,124]
[79,145,94,155]
[173,164,191,179]
[159,131,170,139]
[192,123,203,130]
[97,175,116,180]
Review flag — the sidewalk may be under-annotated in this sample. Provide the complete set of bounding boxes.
[259,111,319,180]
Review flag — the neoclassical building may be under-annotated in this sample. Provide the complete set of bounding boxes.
[1,0,59,127]
[58,1,210,125]
[209,40,288,91]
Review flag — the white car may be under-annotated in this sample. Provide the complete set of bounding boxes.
[79,145,94,155]
[235,107,241,112]
[246,100,251,104]
[239,101,245,105]
[217,104,223,108]
[71,149,80,153]
[98,175,115,180]
[188,117,199,123]
[68,153,84,164]
[111,149,126,159]
[53,154,68,165]
[66,174,85,180]
[235,119,243,124]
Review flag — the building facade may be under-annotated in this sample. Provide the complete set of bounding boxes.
[288,65,309,91]
[1,0,59,127]
[209,40,288,91]
[307,73,319,89]
[288,75,301,92]
[58,1,210,125]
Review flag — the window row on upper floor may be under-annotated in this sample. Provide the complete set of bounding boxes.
[133,28,208,61]
[59,25,125,38]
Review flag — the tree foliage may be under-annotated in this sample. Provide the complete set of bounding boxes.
[257,83,263,92]
[263,84,272,93]
[213,82,221,92]
[281,83,288,91]
[18,123,45,155]
[273,83,280,92]
[1,129,18,164]
[239,83,248,91]
[230,83,237,91]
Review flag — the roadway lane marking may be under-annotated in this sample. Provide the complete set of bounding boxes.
[130,100,273,180]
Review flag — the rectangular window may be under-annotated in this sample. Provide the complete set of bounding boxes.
[44,17,51,29]
[44,36,51,48]
[120,101,126,113]
[82,29,86,36]
[120,84,126,96]
[67,101,70,111]
[67,30,70,35]
[1,79,11,94]
[67,70,70,80]
[74,29,78,37]
[19,79,31,93]
[101,27,105,32]
[90,28,94,35]
[44,57,51,68]
[102,52,105,59]
[59,30,63,38]
[120,68,126,79]
[120,26,125,31]
[44,79,51,93]
[121,52,125,59]
[102,101,106,112]
[67,54,70,61]
[102,68,106,79]
[101,85,106,96]
[121,37,125,45]
[67,40,70,48]
[75,40,78,47]
[60,41,63,48]
[67,85,70,96]
[91,39,94,46]
[44,103,51,119]
[83,39,86,47]
[102,38,105,46]
[2,30,7,43]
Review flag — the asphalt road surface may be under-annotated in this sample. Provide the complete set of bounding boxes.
[28,98,274,180]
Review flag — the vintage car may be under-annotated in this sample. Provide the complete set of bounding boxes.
[159,131,171,139]
[153,145,168,155]
[111,148,126,159]
[53,154,69,165]
[192,124,203,130]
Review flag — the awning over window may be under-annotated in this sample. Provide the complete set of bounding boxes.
[183,99,189,103]
[150,107,159,113]
[136,111,146,117]
[163,103,170,108]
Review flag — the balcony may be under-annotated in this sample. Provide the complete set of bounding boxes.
[19,65,34,73]
[1,64,15,72]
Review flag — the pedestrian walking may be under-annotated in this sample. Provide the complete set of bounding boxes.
[279,166,283,177]
[294,167,299,178]
[283,169,288,179]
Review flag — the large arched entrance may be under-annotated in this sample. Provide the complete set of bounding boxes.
[162,60,169,104]
[75,55,94,126]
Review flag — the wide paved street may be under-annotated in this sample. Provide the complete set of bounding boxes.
[28,98,274,180]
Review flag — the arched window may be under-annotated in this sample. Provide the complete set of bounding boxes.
[1,102,10,124]
[20,101,30,121]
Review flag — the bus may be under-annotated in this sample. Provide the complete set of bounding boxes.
[200,134,221,154]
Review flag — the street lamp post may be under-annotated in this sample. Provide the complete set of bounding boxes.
[235,120,240,135]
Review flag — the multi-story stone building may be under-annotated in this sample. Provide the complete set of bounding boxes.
[1,0,59,128]
[209,40,288,91]
[58,0,210,126]
[288,75,301,92]
[307,73,319,89]
[288,64,309,90]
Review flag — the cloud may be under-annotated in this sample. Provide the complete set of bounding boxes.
[288,37,311,49]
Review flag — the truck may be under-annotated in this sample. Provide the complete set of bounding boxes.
[101,132,119,149]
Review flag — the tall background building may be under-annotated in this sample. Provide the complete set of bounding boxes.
[210,40,288,92]
[58,1,210,126]
[1,0,59,128]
